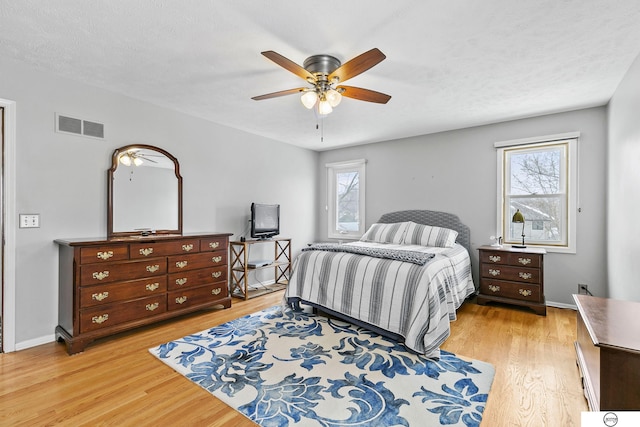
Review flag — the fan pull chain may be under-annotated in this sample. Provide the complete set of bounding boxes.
[313,107,324,142]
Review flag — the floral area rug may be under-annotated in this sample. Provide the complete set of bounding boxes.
[149,306,494,427]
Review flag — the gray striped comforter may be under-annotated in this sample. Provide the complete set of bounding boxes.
[285,241,476,357]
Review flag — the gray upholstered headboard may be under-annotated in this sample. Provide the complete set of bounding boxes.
[377,210,471,253]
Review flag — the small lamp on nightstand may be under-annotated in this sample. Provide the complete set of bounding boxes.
[512,209,526,248]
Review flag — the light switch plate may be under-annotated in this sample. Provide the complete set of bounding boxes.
[19,214,40,228]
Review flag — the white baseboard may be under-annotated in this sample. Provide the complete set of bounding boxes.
[546,300,577,310]
[15,334,56,351]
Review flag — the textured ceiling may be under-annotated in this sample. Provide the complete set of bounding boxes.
[2,1,640,151]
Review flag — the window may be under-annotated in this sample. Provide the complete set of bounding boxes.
[496,133,578,253]
[326,159,366,239]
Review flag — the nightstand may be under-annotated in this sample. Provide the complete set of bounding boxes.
[477,245,546,315]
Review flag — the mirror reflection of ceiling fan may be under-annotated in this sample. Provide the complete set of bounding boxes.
[118,148,163,166]
[252,48,391,115]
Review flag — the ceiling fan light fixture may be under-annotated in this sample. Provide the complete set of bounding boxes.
[325,88,342,107]
[133,157,144,166]
[301,91,318,109]
[318,99,333,115]
[119,153,132,166]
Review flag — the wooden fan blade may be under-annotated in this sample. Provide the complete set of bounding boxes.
[252,87,306,101]
[328,48,386,83]
[261,51,315,81]
[338,86,391,104]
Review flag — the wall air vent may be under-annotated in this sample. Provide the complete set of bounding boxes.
[55,113,105,139]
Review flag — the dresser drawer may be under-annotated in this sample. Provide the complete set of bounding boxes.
[481,264,540,283]
[167,283,228,311]
[80,258,167,285]
[168,266,227,290]
[480,278,541,302]
[79,295,167,333]
[130,239,200,259]
[167,251,227,273]
[80,276,168,307]
[80,245,129,265]
[200,236,227,252]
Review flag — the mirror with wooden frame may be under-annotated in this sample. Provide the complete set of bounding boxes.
[107,144,182,238]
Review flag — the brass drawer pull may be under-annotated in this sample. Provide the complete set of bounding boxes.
[175,296,188,304]
[92,291,109,301]
[212,288,222,295]
[182,244,194,252]
[519,272,532,280]
[488,269,500,276]
[488,255,501,262]
[96,251,113,260]
[518,257,532,265]
[488,285,500,293]
[92,314,109,324]
[146,302,159,311]
[175,278,188,286]
[146,283,160,291]
[212,256,222,263]
[212,271,222,279]
[146,264,160,273]
[176,261,188,269]
[92,271,109,281]
[209,242,220,249]
[139,247,154,256]
[519,289,533,297]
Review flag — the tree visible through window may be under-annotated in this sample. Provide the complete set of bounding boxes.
[337,170,359,233]
[496,135,577,253]
[327,160,366,239]
[507,145,564,243]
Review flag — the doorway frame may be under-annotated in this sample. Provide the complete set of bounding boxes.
[1,98,17,352]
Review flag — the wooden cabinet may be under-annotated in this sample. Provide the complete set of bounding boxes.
[229,238,291,300]
[477,245,546,315]
[574,294,640,410]
[55,233,232,354]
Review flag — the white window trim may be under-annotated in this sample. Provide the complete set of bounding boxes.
[495,132,579,254]
[326,159,366,240]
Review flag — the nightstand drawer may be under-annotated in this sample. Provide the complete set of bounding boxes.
[480,279,541,302]
[481,264,540,283]
[480,250,542,268]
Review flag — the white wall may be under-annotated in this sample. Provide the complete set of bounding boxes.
[318,107,608,306]
[1,57,318,347]
[608,52,640,302]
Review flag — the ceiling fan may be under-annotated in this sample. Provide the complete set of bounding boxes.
[118,148,162,166]
[252,48,391,115]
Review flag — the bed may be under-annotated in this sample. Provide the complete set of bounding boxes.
[285,210,476,357]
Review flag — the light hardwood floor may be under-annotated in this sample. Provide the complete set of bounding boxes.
[0,292,587,426]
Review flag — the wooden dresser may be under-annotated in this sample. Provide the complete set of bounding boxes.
[574,294,640,410]
[477,245,546,315]
[55,232,232,354]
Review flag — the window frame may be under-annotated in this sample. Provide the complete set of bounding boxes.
[326,159,366,240]
[495,132,578,254]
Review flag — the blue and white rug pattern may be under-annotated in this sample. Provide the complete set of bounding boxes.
[149,306,494,427]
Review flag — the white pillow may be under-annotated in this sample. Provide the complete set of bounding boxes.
[360,222,410,244]
[402,221,458,248]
